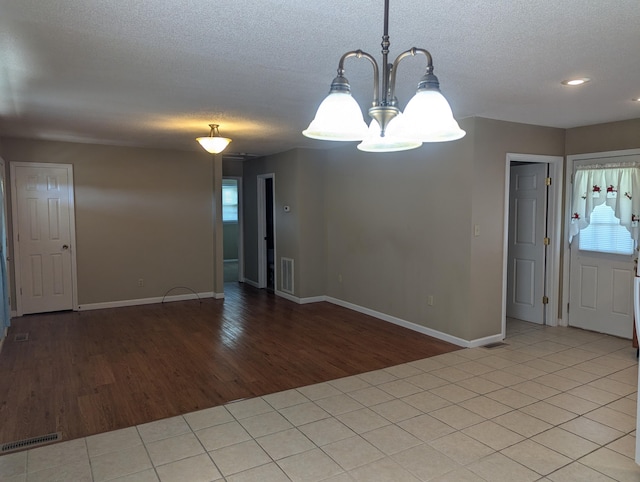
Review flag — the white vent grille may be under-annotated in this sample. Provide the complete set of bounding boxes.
[281,257,294,294]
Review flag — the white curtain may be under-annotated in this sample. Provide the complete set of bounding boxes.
[569,163,640,245]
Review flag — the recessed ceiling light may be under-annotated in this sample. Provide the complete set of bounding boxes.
[561,78,590,86]
[633,97,640,102]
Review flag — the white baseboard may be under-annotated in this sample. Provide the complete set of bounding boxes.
[74,285,500,348]
[325,296,471,348]
[467,333,505,348]
[78,291,216,311]
[243,279,260,289]
[0,326,6,354]
[273,290,327,305]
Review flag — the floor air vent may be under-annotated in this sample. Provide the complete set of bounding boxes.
[1,432,62,454]
[14,333,29,342]
[483,342,508,349]
[281,257,294,294]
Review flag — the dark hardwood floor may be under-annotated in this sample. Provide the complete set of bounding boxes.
[0,283,461,446]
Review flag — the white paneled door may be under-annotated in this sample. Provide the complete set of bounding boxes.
[568,155,636,339]
[12,164,75,314]
[506,163,548,324]
[569,248,634,338]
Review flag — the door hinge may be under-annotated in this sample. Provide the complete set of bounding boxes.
[545,177,551,186]
[567,302,570,313]
[543,237,550,245]
[542,296,549,305]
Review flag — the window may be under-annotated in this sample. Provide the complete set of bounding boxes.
[222,179,238,222]
[579,204,634,255]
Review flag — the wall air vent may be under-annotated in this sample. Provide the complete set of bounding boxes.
[281,257,294,294]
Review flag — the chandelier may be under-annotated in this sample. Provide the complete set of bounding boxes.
[196,124,232,154]
[302,0,465,152]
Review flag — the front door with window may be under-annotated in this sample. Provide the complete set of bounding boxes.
[568,155,640,338]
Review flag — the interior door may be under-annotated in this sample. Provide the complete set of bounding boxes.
[567,155,637,338]
[506,163,548,323]
[13,164,75,314]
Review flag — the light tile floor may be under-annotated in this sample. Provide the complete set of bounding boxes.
[2,319,640,481]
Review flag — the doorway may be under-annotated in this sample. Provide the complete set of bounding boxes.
[11,162,78,315]
[564,150,640,338]
[502,154,563,336]
[222,177,243,283]
[506,162,549,324]
[257,174,275,291]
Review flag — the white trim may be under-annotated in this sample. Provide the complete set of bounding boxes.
[257,174,276,290]
[502,153,564,336]
[243,279,260,289]
[325,296,470,348]
[274,290,325,305]
[0,157,10,331]
[77,291,217,311]
[223,176,244,282]
[0,326,7,353]
[10,162,79,315]
[467,333,506,348]
[563,148,640,325]
[272,291,496,347]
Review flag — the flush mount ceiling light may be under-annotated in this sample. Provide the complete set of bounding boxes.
[561,78,591,86]
[302,0,465,153]
[196,124,232,154]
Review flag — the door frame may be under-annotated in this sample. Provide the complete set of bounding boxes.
[10,162,79,316]
[0,157,9,335]
[257,173,275,289]
[223,176,244,282]
[562,148,640,325]
[502,153,564,336]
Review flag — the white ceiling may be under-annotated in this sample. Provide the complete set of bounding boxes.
[0,0,639,157]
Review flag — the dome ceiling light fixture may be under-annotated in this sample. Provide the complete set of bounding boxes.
[302,0,465,153]
[196,124,232,154]
[561,78,591,86]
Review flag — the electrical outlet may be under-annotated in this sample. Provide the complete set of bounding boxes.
[338,274,343,283]
[427,295,434,306]
[138,278,144,287]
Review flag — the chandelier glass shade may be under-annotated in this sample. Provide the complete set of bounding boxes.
[302,0,465,152]
[196,124,232,154]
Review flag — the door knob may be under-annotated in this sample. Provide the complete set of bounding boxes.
[62,245,69,250]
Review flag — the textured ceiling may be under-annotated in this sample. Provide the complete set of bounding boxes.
[0,0,639,157]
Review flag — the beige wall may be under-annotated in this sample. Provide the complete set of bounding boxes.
[324,121,475,339]
[566,119,640,155]
[1,137,216,306]
[469,118,565,340]
[242,148,326,298]
[244,118,566,342]
[322,118,565,341]
[4,117,637,342]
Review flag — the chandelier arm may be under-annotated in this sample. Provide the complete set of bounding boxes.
[388,47,434,100]
[337,50,380,108]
